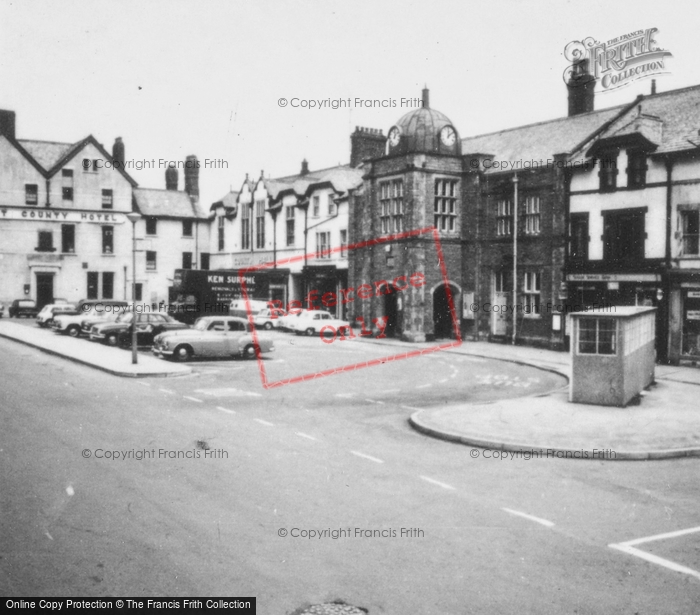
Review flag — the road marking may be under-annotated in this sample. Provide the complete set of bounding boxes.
[295,432,317,441]
[216,406,236,414]
[183,396,203,403]
[351,450,384,464]
[609,526,700,580]
[439,378,448,384]
[502,508,554,528]
[365,398,385,405]
[195,387,262,398]
[419,475,456,491]
[416,383,432,389]
[335,393,354,398]
[159,388,175,394]
[138,382,151,387]
[254,418,274,427]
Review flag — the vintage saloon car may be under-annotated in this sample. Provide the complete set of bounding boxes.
[152,316,275,361]
[287,310,352,337]
[90,312,187,346]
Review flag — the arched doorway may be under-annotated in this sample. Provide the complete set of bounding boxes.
[433,283,459,339]
[383,292,399,338]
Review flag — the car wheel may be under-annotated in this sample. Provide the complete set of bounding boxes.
[263,322,273,330]
[242,344,257,360]
[174,345,192,362]
[67,325,80,337]
[305,327,315,337]
[106,333,118,346]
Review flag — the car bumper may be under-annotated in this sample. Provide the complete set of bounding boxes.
[151,346,174,358]
[89,332,105,341]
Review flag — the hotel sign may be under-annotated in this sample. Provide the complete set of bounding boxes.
[567,273,661,282]
[0,208,126,223]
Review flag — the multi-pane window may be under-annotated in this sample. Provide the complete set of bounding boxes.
[182,252,193,269]
[145,217,157,235]
[523,272,541,316]
[37,231,53,252]
[146,251,157,271]
[434,179,457,232]
[255,200,265,249]
[570,213,589,261]
[62,169,73,201]
[496,199,513,236]
[312,196,320,217]
[25,184,38,205]
[379,179,404,234]
[61,224,75,253]
[578,318,616,355]
[102,272,114,300]
[218,216,225,251]
[328,193,337,215]
[523,196,540,235]
[599,153,618,191]
[627,150,647,188]
[182,220,193,237]
[101,189,113,209]
[241,204,251,250]
[679,210,699,256]
[102,226,113,254]
[87,272,99,299]
[286,206,295,246]
[315,231,330,259]
[495,270,512,293]
[340,229,348,257]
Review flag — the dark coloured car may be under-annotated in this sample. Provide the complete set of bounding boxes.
[89,312,188,346]
[9,299,39,318]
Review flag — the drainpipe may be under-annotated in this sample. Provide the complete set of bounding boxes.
[664,157,674,363]
[512,173,518,345]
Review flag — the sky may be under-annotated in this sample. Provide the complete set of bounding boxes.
[1,0,698,210]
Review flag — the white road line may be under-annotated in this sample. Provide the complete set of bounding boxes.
[439,378,448,383]
[138,382,151,387]
[616,525,700,547]
[159,388,175,394]
[183,396,203,403]
[295,432,317,441]
[351,450,384,464]
[502,508,554,528]
[254,418,274,427]
[365,399,385,405]
[416,383,432,389]
[335,393,354,398]
[216,406,236,414]
[419,475,456,491]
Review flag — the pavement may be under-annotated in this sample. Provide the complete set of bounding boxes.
[0,319,191,377]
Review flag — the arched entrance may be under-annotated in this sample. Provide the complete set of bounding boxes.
[383,292,399,338]
[433,283,459,339]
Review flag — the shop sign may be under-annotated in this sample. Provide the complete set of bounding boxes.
[687,291,700,299]
[567,273,660,282]
[687,310,700,321]
[0,207,125,223]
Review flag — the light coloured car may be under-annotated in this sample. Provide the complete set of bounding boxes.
[52,300,129,337]
[277,309,312,332]
[36,303,78,327]
[253,307,281,330]
[287,310,352,337]
[152,316,275,361]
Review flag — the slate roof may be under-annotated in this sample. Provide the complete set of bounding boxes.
[17,139,75,170]
[271,164,363,199]
[133,187,207,219]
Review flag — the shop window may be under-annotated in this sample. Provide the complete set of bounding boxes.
[145,217,157,236]
[523,196,540,235]
[626,150,647,188]
[380,179,404,234]
[570,213,589,261]
[183,220,193,237]
[598,152,619,191]
[25,184,38,205]
[101,189,113,209]
[679,210,699,256]
[496,199,512,236]
[102,272,114,299]
[315,232,330,259]
[182,252,193,270]
[434,179,457,232]
[218,216,225,251]
[241,204,251,250]
[578,317,616,355]
[87,272,98,299]
[286,206,295,246]
[523,272,541,316]
[102,226,113,254]
[603,208,646,264]
[37,231,54,252]
[61,224,75,253]
[146,251,157,271]
[255,200,265,249]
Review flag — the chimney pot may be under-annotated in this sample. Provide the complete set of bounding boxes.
[301,159,309,176]
[165,162,178,190]
[0,109,16,140]
[184,155,199,201]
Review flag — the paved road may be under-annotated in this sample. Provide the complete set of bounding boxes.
[1,333,699,614]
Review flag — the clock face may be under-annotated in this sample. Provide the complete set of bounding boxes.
[388,126,401,147]
[440,126,456,147]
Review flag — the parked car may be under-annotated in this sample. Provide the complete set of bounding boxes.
[152,316,275,361]
[253,307,281,330]
[52,300,129,337]
[90,312,187,346]
[0,303,5,318]
[118,314,190,348]
[287,310,352,337]
[277,309,312,332]
[79,311,122,337]
[8,299,39,318]
[36,303,78,327]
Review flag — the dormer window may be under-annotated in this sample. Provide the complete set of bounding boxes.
[598,152,618,192]
[626,150,647,188]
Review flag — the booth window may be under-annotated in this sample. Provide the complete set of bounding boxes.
[578,318,616,355]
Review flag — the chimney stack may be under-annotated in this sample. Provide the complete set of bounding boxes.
[112,137,125,164]
[0,109,17,140]
[184,155,199,200]
[422,86,430,109]
[350,126,387,167]
[165,162,178,190]
[300,159,309,176]
[567,59,596,116]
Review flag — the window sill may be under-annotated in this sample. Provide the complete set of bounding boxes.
[102,253,115,257]
[61,252,78,256]
[146,269,157,273]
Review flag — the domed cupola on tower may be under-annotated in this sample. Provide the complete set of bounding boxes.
[386,88,461,156]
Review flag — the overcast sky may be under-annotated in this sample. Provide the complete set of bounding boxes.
[1,0,697,209]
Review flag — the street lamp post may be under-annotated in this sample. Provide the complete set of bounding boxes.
[126,212,142,365]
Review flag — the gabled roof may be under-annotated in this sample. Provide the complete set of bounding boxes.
[18,139,74,170]
[270,164,363,200]
[133,187,207,219]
